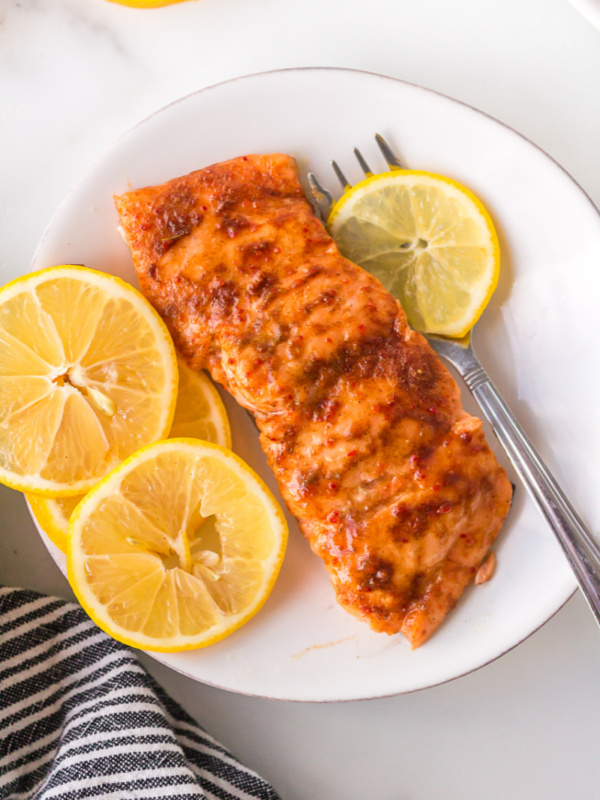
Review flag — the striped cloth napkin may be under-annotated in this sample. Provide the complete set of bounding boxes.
[0,587,281,800]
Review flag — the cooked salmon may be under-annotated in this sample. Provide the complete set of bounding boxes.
[114,153,512,647]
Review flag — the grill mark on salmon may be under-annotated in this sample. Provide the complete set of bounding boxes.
[114,153,512,648]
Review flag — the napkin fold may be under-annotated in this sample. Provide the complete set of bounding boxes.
[0,587,281,800]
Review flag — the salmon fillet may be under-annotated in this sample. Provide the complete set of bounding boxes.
[114,153,512,648]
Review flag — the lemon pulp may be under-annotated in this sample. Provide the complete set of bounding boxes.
[67,439,288,651]
[328,170,500,338]
[28,354,231,552]
[169,356,231,447]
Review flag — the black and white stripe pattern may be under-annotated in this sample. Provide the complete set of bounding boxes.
[0,588,281,800]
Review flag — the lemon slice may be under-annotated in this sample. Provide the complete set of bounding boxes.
[27,355,231,552]
[0,265,177,496]
[328,171,500,337]
[169,356,231,448]
[67,439,288,651]
[28,494,81,553]
[105,0,191,7]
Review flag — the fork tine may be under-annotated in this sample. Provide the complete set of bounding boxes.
[331,160,351,192]
[311,135,404,215]
[354,148,373,177]
[307,172,334,220]
[375,133,405,170]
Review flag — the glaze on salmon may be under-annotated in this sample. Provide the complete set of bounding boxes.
[114,153,512,647]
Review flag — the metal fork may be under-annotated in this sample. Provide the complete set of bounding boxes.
[308,134,600,628]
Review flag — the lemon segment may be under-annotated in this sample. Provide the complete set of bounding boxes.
[170,356,231,448]
[27,354,231,553]
[328,171,500,338]
[0,266,178,496]
[67,439,288,651]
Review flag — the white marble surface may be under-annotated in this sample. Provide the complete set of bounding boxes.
[2,0,600,798]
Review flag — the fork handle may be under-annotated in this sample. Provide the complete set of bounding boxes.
[458,348,600,627]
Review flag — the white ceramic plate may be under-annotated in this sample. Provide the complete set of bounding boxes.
[31,68,600,702]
